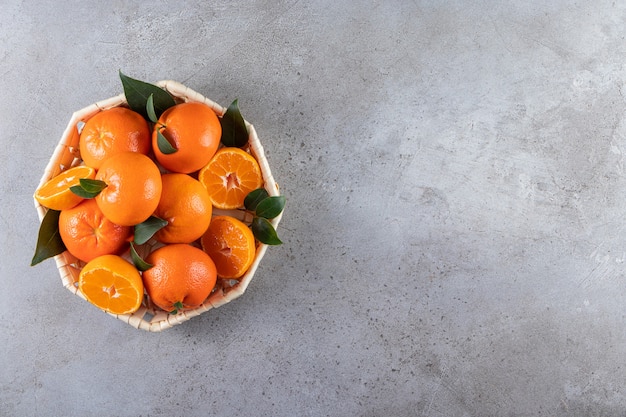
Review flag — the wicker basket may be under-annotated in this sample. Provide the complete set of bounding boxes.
[33,80,282,332]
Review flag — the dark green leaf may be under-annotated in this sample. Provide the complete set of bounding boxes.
[69,178,107,198]
[130,242,153,272]
[119,70,176,119]
[146,93,158,123]
[134,216,168,245]
[255,196,285,220]
[251,217,283,245]
[244,188,269,211]
[170,301,184,315]
[157,129,177,154]
[31,209,66,266]
[220,99,248,147]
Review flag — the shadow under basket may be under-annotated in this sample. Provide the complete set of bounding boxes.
[33,80,282,332]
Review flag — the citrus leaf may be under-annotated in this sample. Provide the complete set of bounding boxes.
[251,217,283,245]
[119,70,175,119]
[255,196,285,220]
[130,242,153,272]
[31,209,66,266]
[170,301,184,315]
[70,178,107,198]
[146,93,158,123]
[220,99,248,148]
[157,129,177,154]
[134,216,168,245]
[244,188,269,211]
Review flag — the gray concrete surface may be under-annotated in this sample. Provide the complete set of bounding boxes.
[3,0,626,415]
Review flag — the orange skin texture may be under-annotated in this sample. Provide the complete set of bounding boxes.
[152,102,222,174]
[59,198,132,263]
[153,173,213,244]
[79,107,151,170]
[95,152,162,226]
[142,244,217,313]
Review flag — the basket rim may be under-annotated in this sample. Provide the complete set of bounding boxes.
[34,80,282,332]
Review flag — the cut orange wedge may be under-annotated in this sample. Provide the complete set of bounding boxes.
[34,165,96,210]
[201,215,256,279]
[198,147,263,209]
[78,255,144,315]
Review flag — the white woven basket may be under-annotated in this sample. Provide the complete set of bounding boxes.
[33,80,282,332]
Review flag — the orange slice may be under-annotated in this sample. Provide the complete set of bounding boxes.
[198,147,263,209]
[201,215,256,279]
[78,255,144,315]
[34,165,96,210]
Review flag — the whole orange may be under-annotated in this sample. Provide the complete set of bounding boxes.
[95,152,162,226]
[79,107,151,169]
[152,102,221,173]
[59,198,132,263]
[142,243,217,313]
[153,173,212,244]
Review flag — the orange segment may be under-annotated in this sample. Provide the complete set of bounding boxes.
[201,215,256,279]
[78,255,144,315]
[198,147,263,209]
[34,165,96,210]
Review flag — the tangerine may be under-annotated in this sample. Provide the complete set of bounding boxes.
[59,198,132,263]
[34,165,96,210]
[95,152,162,226]
[153,173,212,244]
[79,254,144,315]
[198,147,263,209]
[152,102,222,174]
[201,215,256,279]
[79,107,151,169]
[142,243,217,313]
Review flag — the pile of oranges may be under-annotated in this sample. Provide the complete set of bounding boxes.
[35,100,268,316]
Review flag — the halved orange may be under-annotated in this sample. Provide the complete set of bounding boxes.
[198,147,263,209]
[34,165,96,210]
[78,254,144,315]
[200,215,256,279]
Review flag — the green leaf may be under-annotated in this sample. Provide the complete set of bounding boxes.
[146,93,158,123]
[119,70,176,119]
[170,301,184,315]
[156,129,177,154]
[134,216,168,245]
[130,242,153,272]
[244,188,269,211]
[69,178,107,198]
[251,217,283,245]
[220,99,248,147]
[255,196,285,220]
[31,209,66,266]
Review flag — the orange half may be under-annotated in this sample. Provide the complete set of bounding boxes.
[201,215,256,279]
[34,165,96,210]
[78,255,144,315]
[198,147,263,209]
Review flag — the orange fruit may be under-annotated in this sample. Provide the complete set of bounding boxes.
[142,244,217,313]
[152,102,221,174]
[34,165,96,210]
[153,173,212,244]
[200,215,256,279]
[59,198,132,263]
[198,147,263,209]
[95,152,162,226]
[79,107,151,169]
[78,254,144,315]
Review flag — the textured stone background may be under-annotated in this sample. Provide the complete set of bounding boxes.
[3,1,626,415]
